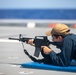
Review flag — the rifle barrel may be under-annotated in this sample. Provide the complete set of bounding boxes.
[9,38,19,40]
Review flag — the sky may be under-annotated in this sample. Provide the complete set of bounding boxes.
[0,0,76,9]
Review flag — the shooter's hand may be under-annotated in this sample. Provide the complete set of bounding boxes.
[27,39,35,46]
[41,46,52,55]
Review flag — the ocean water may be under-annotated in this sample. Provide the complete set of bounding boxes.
[0,9,76,19]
